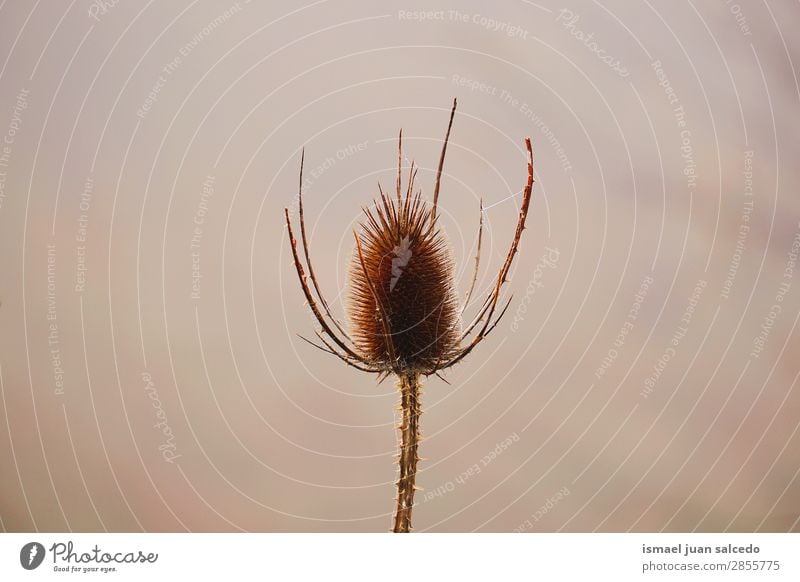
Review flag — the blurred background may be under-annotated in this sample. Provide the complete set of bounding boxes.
[0,0,798,532]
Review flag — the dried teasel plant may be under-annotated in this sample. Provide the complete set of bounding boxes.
[284,99,534,532]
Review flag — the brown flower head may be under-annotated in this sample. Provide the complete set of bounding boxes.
[284,99,533,380]
[348,156,461,375]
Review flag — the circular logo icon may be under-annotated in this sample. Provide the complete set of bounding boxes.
[20,542,45,570]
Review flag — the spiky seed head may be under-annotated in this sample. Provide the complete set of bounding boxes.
[348,172,461,375]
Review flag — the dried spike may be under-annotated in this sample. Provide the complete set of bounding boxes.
[462,198,484,314]
[431,98,457,219]
[296,149,351,340]
[406,160,417,201]
[397,129,403,202]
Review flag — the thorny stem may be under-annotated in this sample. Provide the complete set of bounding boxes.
[393,372,422,533]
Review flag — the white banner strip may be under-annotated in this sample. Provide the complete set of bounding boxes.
[1,533,797,581]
